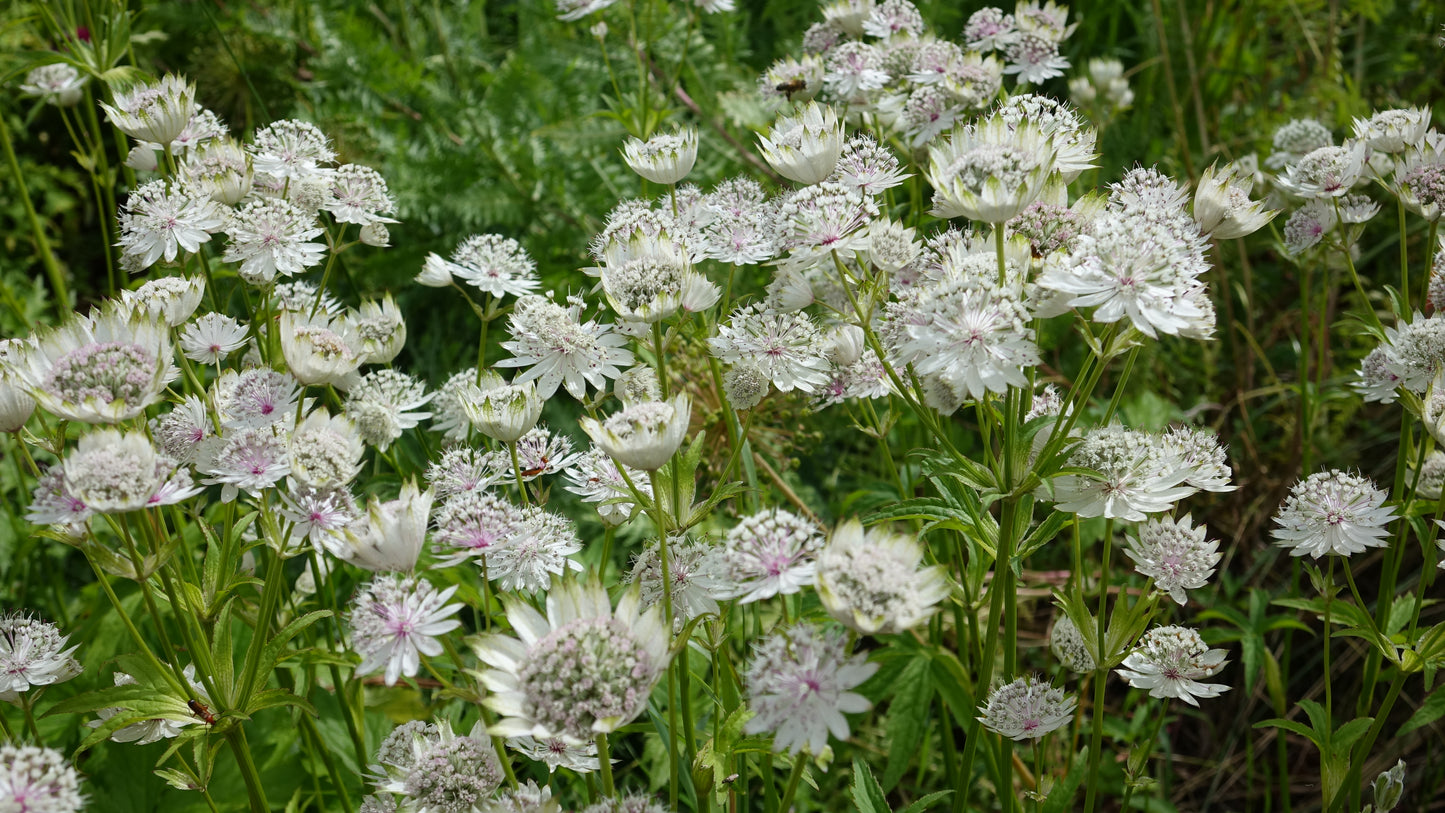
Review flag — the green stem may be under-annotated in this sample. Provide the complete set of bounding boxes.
[1082,518,1115,813]
[778,754,807,813]
[225,725,271,813]
[596,731,617,798]
[0,108,69,315]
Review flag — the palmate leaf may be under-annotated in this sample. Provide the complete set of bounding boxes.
[881,654,934,792]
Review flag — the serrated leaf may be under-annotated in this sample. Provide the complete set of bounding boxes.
[851,758,890,813]
[897,790,954,813]
[1400,686,1445,735]
[1041,747,1088,813]
[882,655,933,792]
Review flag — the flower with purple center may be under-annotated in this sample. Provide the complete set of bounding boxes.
[719,508,825,603]
[348,574,462,686]
[1124,514,1221,605]
[1271,470,1397,558]
[1115,625,1230,706]
[976,675,1075,741]
[222,198,326,285]
[116,179,224,271]
[0,744,85,811]
[471,578,670,744]
[196,425,291,503]
[744,623,877,755]
[0,613,81,704]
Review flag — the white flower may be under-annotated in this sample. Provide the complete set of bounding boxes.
[710,305,832,393]
[1271,470,1397,558]
[822,42,890,102]
[322,164,397,226]
[1003,30,1070,84]
[506,736,602,774]
[1124,514,1221,605]
[11,304,177,424]
[627,537,733,629]
[279,311,364,388]
[562,448,650,526]
[496,295,635,401]
[326,480,432,572]
[484,510,585,592]
[0,340,37,433]
[279,486,358,553]
[1276,142,1368,198]
[348,574,462,686]
[977,675,1075,741]
[927,116,1056,223]
[0,744,86,811]
[213,367,300,429]
[179,313,249,365]
[1352,107,1431,154]
[20,63,87,107]
[1049,613,1094,673]
[1193,162,1278,239]
[248,119,336,183]
[816,519,948,634]
[757,102,846,186]
[447,234,541,298]
[429,367,481,442]
[462,373,543,444]
[719,508,825,603]
[1116,625,1230,706]
[63,429,197,513]
[471,578,670,744]
[116,180,224,270]
[0,614,81,703]
[101,74,195,145]
[622,127,698,185]
[121,276,206,327]
[288,409,364,490]
[1051,425,1196,521]
[580,395,690,472]
[993,94,1098,183]
[744,624,877,755]
[181,138,253,204]
[346,295,407,365]
[964,7,1017,51]
[343,369,433,451]
[222,198,326,284]
[888,275,1040,401]
[599,240,719,323]
[196,425,291,502]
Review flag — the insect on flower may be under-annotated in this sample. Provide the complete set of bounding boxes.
[775,78,808,100]
[188,699,217,725]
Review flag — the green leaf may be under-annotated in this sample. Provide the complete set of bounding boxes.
[1331,717,1374,752]
[851,758,890,813]
[1255,717,1322,748]
[1400,686,1445,735]
[882,655,934,792]
[897,791,954,813]
[244,688,317,718]
[258,610,332,676]
[1041,747,1089,813]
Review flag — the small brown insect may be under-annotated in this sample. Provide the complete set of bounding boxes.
[774,78,808,100]
[188,699,217,725]
[520,465,547,478]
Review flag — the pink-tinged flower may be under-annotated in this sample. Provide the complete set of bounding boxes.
[348,574,462,686]
[977,675,1075,741]
[744,623,877,754]
[1271,470,1397,558]
[718,508,825,603]
[1116,625,1230,706]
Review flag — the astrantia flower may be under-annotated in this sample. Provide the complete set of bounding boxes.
[831,135,910,197]
[1281,199,1337,255]
[977,676,1075,741]
[1352,107,1430,155]
[214,367,300,429]
[508,427,581,480]
[1193,161,1278,239]
[1395,142,1445,222]
[889,276,1040,401]
[1051,425,1195,521]
[1003,30,1070,84]
[628,537,733,629]
[25,468,91,529]
[425,446,500,499]
[249,119,336,183]
[710,305,832,393]
[863,0,924,38]
[507,736,601,774]
[288,409,364,490]
[1116,625,1230,706]
[20,63,86,107]
[344,369,433,451]
[429,367,481,443]
[744,623,877,755]
[758,102,846,186]
[927,116,1056,223]
[964,7,1017,51]
[580,395,690,472]
[432,489,528,566]
[1049,613,1094,673]
[448,234,541,298]
[180,312,249,364]
[87,669,204,745]
[13,305,177,424]
[555,0,619,21]
[0,614,81,703]
[599,240,718,323]
[370,719,503,810]
[1276,142,1368,198]
[463,373,543,444]
[348,574,462,686]
[101,74,194,145]
[472,578,670,743]
[279,485,358,552]
[1267,118,1333,171]
[327,480,432,572]
[63,428,197,513]
[1271,470,1397,558]
[0,744,85,811]
[346,295,407,365]
[322,164,397,226]
[816,519,948,634]
[1124,514,1221,605]
[116,179,224,270]
[181,138,253,204]
[196,425,291,502]
[719,508,825,603]
[484,509,585,592]
[497,295,635,401]
[120,275,205,326]
[222,198,326,285]
[582,794,669,813]
[993,94,1098,183]
[562,448,650,526]
[280,310,364,388]
[1160,425,1236,492]
[623,127,698,185]
[823,41,890,102]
